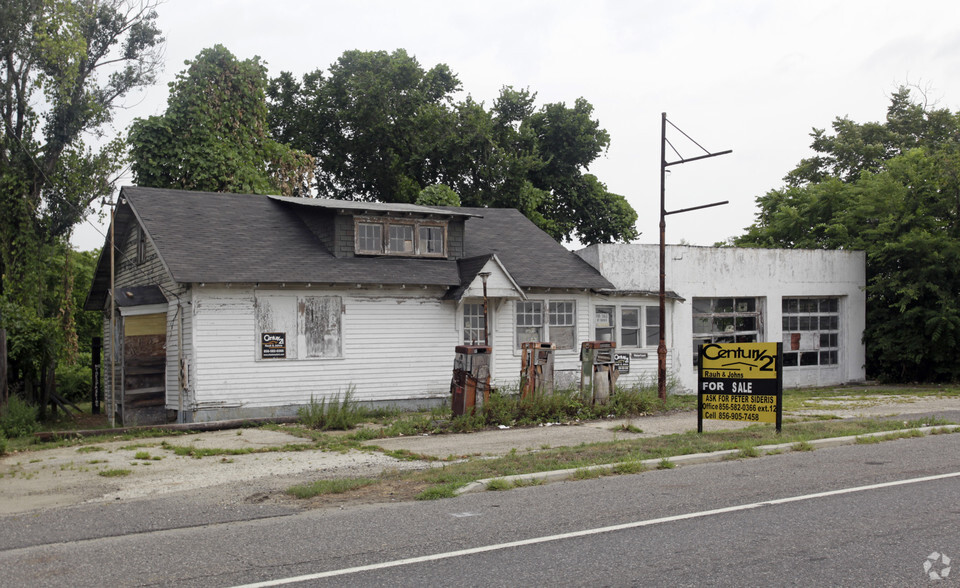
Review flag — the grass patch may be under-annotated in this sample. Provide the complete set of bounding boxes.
[737,445,760,458]
[415,483,461,500]
[286,477,377,499]
[613,461,646,475]
[573,467,604,480]
[98,468,132,477]
[485,478,513,491]
[657,457,675,469]
[612,423,643,434]
[792,441,815,452]
[398,416,952,499]
[160,440,313,458]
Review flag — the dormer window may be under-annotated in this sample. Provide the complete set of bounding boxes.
[355,217,447,257]
[357,222,383,254]
[389,224,415,253]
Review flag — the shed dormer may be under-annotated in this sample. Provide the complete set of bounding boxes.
[268,195,478,260]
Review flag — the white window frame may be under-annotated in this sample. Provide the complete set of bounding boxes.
[462,301,490,345]
[515,299,577,351]
[593,303,659,349]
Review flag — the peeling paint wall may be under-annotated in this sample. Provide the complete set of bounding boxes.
[577,244,866,390]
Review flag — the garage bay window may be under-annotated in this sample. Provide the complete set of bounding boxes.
[516,300,576,350]
[692,297,762,367]
[782,297,840,367]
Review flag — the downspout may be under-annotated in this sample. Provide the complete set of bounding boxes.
[177,302,184,423]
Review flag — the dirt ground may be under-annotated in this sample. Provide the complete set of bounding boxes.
[3,394,960,515]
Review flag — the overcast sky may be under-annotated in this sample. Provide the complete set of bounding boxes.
[71,0,960,251]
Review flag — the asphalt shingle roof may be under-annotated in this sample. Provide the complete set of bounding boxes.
[458,207,613,290]
[85,187,612,309]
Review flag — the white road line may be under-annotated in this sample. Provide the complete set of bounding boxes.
[232,470,960,587]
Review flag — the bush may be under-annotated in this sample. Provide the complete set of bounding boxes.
[0,434,7,456]
[1,395,39,438]
[55,352,93,403]
[297,389,363,430]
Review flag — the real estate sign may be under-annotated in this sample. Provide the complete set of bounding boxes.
[261,332,287,359]
[698,342,782,432]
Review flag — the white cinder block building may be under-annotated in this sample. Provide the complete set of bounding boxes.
[575,244,867,391]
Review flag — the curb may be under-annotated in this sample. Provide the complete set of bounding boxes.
[455,424,960,495]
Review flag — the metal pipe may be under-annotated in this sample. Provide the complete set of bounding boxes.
[658,113,668,402]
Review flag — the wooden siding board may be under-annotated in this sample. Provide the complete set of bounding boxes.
[190,287,459,407]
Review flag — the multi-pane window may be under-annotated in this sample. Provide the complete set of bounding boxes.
[595,306,615,342]
[621,308,640,347]
[549,301,576,350]
[420,226,443,254]
[357,223,382,254]
[516,301,543,347]
[516,300,577,350]
[463,302,487,345]
[595,305,659,348]
[355,218,446,257]
[645,306,660,347]
[782,297,839,367]
[388,224,414,253]
[692,297,762,366]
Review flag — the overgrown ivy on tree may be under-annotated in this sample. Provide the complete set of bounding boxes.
[129,45,315,196]
[736,87,960,382]
[267,49,638,244]
[1,0,163,401]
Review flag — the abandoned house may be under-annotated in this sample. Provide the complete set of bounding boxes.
[84,186,866,425]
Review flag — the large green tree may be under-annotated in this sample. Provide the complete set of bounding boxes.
[1,0,163,396]
[267,50,638,244]
[129,45,314,196]
[736,87,960,382]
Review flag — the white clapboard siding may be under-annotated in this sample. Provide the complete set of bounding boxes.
[486,292,597,389]
[191,287,460,408]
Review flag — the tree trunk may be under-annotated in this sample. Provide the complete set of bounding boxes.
[0,328,7,407]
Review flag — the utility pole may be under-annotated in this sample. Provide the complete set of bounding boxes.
[109,198,116,428]
[658,112,732,401]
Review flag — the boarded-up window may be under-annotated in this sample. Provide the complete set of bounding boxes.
[302,296,342,358]
[256,294,342,360]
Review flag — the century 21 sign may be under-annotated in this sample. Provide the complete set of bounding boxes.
[698,342,782,432]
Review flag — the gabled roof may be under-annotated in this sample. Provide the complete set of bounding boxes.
[85,187,613,310]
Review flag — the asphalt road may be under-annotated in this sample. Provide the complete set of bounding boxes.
[2,432,959,587]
